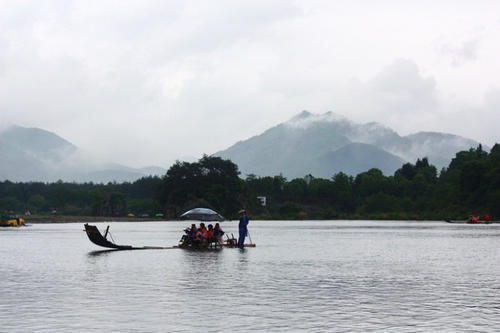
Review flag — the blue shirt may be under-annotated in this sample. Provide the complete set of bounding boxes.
[239,215,249,232]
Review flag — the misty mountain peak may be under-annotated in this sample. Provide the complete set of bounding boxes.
[2,125,76,151]
[216,111,483,178]
[1,125,77,162]
[0,125,166,182]
[289,110,313,120]
[285,111,348,129]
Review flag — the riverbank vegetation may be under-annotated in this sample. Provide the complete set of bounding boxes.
[1,144,499,220]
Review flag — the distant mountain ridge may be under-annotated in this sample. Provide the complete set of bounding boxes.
[215,111,483,179]
[1,125,77,160]
[2,115,484,182]
[0,126,166,182]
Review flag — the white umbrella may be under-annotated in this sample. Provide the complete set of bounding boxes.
[179,208,225,221]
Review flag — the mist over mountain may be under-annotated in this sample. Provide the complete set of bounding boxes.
[0,126,166,182]
[215,111,484,179]
[2,114,484,182]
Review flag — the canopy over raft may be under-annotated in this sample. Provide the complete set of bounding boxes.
[179,208,224,221]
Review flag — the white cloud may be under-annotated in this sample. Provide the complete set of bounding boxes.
[440,89,500,147]
[327,59,438,132]
[1,0,500,168]
[440,38,481,66]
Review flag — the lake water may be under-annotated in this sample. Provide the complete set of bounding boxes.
[1,220,500,332]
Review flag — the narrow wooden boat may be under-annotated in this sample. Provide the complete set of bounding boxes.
[83,223,172,250]
[444,220,497,224]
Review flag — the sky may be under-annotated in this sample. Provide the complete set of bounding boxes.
[1,0,499,168]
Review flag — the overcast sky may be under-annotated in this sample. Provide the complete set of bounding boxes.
[1,0,499,168]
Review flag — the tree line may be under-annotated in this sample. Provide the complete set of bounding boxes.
[1,144,499,220]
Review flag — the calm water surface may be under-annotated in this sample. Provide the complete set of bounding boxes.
[1,220,500,332]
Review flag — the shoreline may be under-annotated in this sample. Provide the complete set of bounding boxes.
[20,215,500,224]
[24,215,174,224]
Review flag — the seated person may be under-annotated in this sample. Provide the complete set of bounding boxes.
[198,223,208,244]
[207,224,214,241]
[181,224,197,245]
[187,224,197,239]
[213,223,224,245]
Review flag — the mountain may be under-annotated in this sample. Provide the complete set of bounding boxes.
[0,126,166,182]
[400,132,480,171]
[3,115,483,182]
[216,114,350,178]
[0,125,77,160]
[310,143,404,177]
[215,111,484,179]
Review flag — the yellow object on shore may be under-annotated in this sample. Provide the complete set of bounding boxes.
[0,217,25,227]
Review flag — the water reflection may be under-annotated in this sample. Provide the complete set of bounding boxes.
[87,249,120,257]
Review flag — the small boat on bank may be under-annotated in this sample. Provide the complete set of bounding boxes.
[0,214,25,227]
[445,214,498,224]
[83,223,255,251]
[444,220,498,224]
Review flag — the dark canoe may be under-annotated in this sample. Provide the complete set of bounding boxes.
[84,223,172,250]
[444,220,498,224]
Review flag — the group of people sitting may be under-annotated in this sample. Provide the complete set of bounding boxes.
[180,222,225,247]
[467,213,490,223]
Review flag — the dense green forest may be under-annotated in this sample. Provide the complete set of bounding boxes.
[1,144,499,220]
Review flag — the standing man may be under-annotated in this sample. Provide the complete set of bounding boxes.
[238,209,249,248]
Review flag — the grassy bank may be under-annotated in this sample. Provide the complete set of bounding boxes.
[24,215,170,223]
[22,214,450,224]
